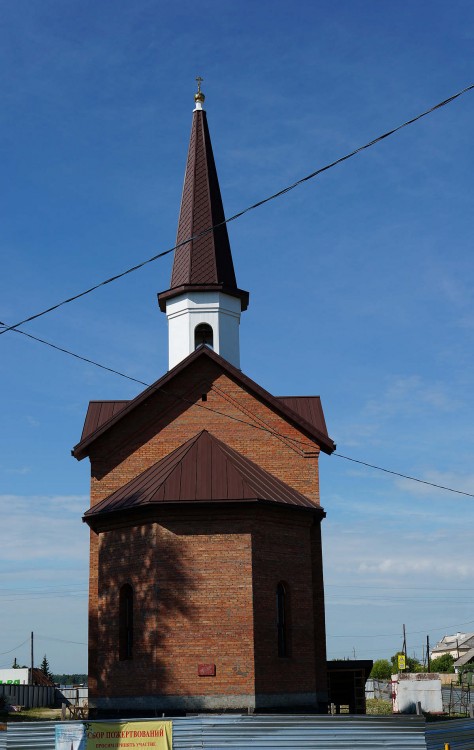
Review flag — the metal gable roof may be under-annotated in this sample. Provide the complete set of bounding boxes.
[72,347,335,460]
[80,400,129,441]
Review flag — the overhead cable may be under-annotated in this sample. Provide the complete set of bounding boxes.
[5,320,474,500]
[0,322,149,386]
[0,638,30,656]
[328,618,474,638]
[333,453,474,498]
[1,83,473,337]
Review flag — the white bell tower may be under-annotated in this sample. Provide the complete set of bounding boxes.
[158,80,248,370]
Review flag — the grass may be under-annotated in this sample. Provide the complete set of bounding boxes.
[4,707,63,722]
[366,698,393,715]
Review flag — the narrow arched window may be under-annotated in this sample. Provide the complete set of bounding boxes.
[119,584,133,660]
[276,582,289,657]
[195,323,213,350]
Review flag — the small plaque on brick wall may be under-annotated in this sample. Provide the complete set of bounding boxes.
[198,663,216,677]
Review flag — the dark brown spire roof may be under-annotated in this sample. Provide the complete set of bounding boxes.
[84,429,322,523]
[158,107,249,312]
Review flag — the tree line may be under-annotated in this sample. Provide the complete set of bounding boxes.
[370,652,456,679]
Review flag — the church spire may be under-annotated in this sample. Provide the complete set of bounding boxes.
[158,82,249,371]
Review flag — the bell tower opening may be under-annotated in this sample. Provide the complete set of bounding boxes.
[195,323,214,350]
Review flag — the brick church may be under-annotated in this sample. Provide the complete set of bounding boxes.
[73,83,335,716]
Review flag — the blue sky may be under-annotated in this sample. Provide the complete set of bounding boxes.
[1,0,473,673]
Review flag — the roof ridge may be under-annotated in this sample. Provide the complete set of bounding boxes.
[73,348,335,460]
[139,431,205,505]
[84,428,322,522]
[212,435,314,506]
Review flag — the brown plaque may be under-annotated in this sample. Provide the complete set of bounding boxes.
[198,663,216,676]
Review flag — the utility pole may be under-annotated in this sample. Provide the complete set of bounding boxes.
[427,635,431,672]
[403,624,407,664]
[30,631,34,680]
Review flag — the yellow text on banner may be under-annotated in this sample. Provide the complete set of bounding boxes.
[85,721,172,750]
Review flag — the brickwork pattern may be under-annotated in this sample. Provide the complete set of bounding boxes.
[96,513,254,699]
[85,358,327,710]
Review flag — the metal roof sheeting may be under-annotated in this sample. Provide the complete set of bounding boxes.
[170,108,238,291]
[5,721,69,750]
[277,396,329,437]
[73,347,335,460]
[81,400,129,441]
[173,714,428,748]
[84,429,320,519]
[5,714,444,750]
[426,717,474,750]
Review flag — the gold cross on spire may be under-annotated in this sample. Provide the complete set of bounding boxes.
[194,76,205,104]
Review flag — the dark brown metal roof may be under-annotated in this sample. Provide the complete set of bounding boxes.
[84,429,320,520]
[81,401,129,441]
[157,107,249,312]
[73,347,335,460]
[81,395,329,444]
[277,397,328,438]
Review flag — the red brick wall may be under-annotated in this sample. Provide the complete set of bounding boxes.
[84,358,327,709]
[251,507,326,704]
[311,521,328,698]
[95,511,255,700]
[87,360,321,505]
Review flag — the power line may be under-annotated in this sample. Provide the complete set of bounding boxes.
[36,635,87,646]
[0,323,149,387]
[333,452,474,498]
[0,594,87,603]
[0,638,30,656]
[1,83,473,338]
[5,319,474,500]
[0,583,87,591]
[328,618,474,639]
[326,584,474,591]
[327,596,474,604]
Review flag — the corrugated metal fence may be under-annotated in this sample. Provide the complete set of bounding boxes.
[174,715,428,748]
[0,685,54,710]
[442,685,472,715]
[55,688,88,708]
[366,678,392,700]
[4,714,432,749]
[426,718,474,750]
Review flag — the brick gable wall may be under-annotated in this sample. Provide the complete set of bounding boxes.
[85,358,327,712]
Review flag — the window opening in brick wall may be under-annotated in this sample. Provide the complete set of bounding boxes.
[276,581,290,657]
[119,584,134,660]
[195,323,213,350]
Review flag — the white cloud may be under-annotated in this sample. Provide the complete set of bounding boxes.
[357,557,471,579]
[366,375,462,418]
[0,494,89,563]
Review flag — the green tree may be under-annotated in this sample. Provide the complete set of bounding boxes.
[52,673,88,685]
[369,659,392,680]
[40,654,53,681]
[391,652,423,673]
[429,654,455,673]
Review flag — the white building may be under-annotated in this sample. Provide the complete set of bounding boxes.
[431,632,474,661]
